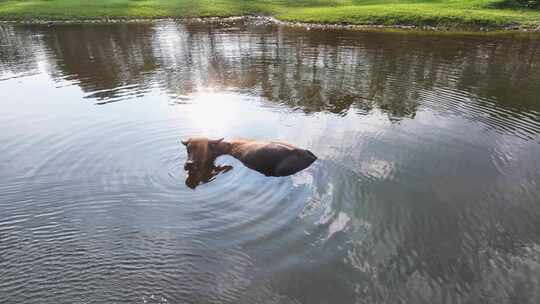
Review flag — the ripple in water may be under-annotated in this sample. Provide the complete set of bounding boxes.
[1,21,540,304]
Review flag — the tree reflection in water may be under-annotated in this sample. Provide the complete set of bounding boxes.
[1,21,540,304]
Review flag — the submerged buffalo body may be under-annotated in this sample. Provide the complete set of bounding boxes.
[182,137,317,178]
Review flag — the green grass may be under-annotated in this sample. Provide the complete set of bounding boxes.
[0,0,539,29]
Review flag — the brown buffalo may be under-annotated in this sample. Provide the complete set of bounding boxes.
[182,137,317,178]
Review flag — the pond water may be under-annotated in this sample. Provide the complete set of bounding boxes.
[1,20,540,304]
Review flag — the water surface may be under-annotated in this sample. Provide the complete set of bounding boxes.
[1,21,540,304]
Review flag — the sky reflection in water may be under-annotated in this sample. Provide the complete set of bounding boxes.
[1,21,540,304]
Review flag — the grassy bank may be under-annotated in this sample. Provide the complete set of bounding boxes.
[0,0,539,29]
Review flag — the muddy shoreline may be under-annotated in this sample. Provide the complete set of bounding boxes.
[1,16,539,33]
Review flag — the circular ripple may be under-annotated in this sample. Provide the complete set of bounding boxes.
[0,113,328,303]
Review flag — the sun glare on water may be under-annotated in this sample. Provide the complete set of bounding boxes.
[183,91,250,136]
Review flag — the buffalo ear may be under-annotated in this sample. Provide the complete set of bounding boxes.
[181,139,189,146]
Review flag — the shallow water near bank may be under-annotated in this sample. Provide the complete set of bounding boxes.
[1,20,540,303]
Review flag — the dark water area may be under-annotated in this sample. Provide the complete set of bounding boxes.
[1,21,540,303]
